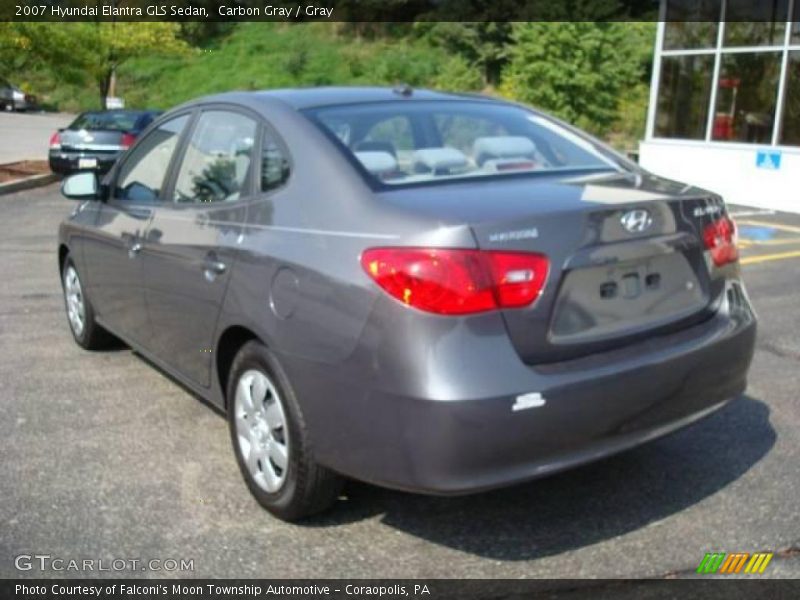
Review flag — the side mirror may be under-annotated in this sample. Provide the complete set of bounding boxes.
[61,172,99,200]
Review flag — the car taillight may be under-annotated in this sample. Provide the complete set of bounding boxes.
[360,248,549,315]
[121,132,136,149]
[703,215,739,267]
[49,132,61,150]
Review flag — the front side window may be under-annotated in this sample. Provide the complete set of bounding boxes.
[655,55,714,140]
[306,101,619,187]
[115,114,189,203]
[173,111,257,204]
[711,52,781,143]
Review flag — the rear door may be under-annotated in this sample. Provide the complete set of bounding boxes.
[140,108,257,387]
[82,114,191,346]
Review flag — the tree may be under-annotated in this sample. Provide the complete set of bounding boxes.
[501,22,652,136]
[14,22,189,108]
[416,22,511,87]
[0,23,36,78]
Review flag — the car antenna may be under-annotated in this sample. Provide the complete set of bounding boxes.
[393,83,413,97]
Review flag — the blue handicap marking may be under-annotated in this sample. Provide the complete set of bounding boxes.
[738,225,777,241]
[756,149,781,170]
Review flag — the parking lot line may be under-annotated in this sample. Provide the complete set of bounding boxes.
[729,209,776,218]
[738,237,800,247]
[740,249,800,265]
[737,219,800,235]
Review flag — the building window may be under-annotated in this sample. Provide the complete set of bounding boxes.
[724,0,789,46]
[781,51,800,145]
[663,0,721,49]
[655,55,714,140]
[711,52,782,143]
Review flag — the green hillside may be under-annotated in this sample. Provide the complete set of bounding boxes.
[118,23,483,110]
[4,22,655,149]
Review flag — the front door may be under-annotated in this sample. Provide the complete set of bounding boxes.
[141,109,257,386]
[82,114,191,346]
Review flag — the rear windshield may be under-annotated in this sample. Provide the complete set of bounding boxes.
[69,111,146,132]
[304,100,621,187]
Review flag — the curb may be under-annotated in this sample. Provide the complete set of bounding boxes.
[0,172,60,195]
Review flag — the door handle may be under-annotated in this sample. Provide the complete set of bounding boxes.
[203,260,226,283]
[127,242,142,259]
[203,259,227,276]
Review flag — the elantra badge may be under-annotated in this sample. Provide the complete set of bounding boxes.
[620,209,653,233]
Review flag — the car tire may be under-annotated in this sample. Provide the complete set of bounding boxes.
[61,256,112,350]
[227,341,342,521]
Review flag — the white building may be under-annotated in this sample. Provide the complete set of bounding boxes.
[640,0,800,212]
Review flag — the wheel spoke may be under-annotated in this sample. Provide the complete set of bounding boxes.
[265,401,284,430]
[268,441,288,471]
[262,458,281,492]
[236,375,255,418]
[251,373,268,406]
[235,413,251,441]
[246,441,264,476]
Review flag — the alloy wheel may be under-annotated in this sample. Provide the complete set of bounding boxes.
[64,265,85,337]
[234,369,290,493]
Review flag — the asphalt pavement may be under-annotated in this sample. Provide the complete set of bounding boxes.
[0,189,798,579]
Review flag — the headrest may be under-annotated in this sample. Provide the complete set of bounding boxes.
[355,151,398,175]
[412,147,469,172]
[473,136,537,162]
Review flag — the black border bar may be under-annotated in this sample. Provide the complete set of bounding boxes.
[3,0,797,23]
[3,579,800,600]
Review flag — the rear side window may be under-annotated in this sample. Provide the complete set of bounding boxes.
[305,101,620,187]
[115,114,189,203]
[261,131,290,192]
[172,111,257,204]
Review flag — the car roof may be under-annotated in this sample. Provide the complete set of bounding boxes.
[251,86,498,110]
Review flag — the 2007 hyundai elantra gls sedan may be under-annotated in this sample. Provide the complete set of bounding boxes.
[58,87,756,520]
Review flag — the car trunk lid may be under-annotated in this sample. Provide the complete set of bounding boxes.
[59,128,126,154]
[379,170,729,364]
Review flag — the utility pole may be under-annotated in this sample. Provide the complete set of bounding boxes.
[107,0,117,107]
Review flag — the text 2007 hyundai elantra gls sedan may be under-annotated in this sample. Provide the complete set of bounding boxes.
[58,87,756,520]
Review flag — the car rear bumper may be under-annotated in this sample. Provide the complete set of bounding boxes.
[49,151,120,174]
[286,279,757,495]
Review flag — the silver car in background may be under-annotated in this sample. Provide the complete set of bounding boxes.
[57,87,756,520]
[0,78,33,111]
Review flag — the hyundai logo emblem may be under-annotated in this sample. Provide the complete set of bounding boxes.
[620,209,653,233]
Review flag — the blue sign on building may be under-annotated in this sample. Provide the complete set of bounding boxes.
[756,149,782,170]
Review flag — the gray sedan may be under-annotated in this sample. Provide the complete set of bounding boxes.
[57,87,756,520]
